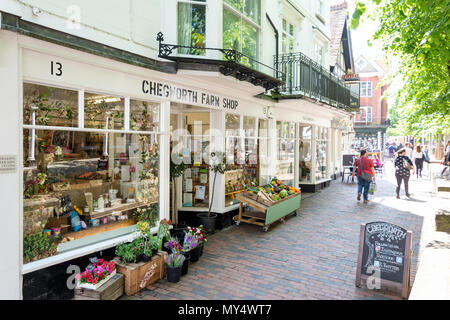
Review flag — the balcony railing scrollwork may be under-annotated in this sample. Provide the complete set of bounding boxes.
[274,51,360,111]
[157,32,284,91]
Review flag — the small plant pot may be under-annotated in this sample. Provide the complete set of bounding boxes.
[166,265,182,283]
[170,224,187,245]
[181,252,190,276]
[141,254,151,262]
[199,244,204,257]
[135,254,143,263]
[197,213,217,233]
[190,246,201,262]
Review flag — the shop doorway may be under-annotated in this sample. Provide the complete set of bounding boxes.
[170,105,211,215]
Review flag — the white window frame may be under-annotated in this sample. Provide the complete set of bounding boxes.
[176,0,208,56]
[21,81,163,270]
[360,81,373,97]
[223,1,261,60]
[282,18,295,54]
[354,106,373,123]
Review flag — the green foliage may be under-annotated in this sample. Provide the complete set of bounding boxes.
[352,0,450,137]
[133,203,159,225]
[23,232,57,263]
[170,154,186,180]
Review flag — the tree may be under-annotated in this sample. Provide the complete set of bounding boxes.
[351,0,450,137]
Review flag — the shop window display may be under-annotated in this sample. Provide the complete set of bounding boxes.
[22,83,160,263]
[299,125,312,183]
[130,99,159,132]
[276,121,295,186]
[315,127,328,180]
[224,114,261,207]
[84,92,124,130]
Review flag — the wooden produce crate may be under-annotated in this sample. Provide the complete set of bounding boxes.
[74,273,124,300]
[234,192,301,232]
[114,251,167,296]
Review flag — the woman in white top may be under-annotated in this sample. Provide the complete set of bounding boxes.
[412,145,424,178]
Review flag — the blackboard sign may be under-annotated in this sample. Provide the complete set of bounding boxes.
[342,154,356,167]
[356,222,412,298]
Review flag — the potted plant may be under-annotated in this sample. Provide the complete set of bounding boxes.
[156,219,172,251]
[164,253,185,283]
[115,239,144,264]
[23,231,57,263]
[75,257,116,290]
[197,152,226,233]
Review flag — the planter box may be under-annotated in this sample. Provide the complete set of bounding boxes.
[75,273,124,300]
[114,251,167,296]
[76,270,117,291]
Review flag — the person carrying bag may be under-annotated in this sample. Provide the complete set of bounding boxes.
[352,149,375,204]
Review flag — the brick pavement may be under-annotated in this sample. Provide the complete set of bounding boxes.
[127,162,449,300]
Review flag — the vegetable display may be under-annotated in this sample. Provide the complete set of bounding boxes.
[247,177,300,202]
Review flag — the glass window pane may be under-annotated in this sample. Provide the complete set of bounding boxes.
[84,93,124,130]
[130,100,159,131]
[23,128,159,262]
[225,113,241,136]
[258,119,268,137]
[223,9,241,52]
[244,0,261,24]
[224,0,245,12]
[23,83,78,127]
[241,19,259,65]
[177,3,206,55]
[243,116,256,137]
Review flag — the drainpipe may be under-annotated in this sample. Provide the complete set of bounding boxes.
[266,13,279,74]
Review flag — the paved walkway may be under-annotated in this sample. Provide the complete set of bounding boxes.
[127,162,449,300]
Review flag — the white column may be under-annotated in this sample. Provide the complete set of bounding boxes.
[311,125,317,184]
[0,32,21,299]
[294,123,299,187]
[159,101,171,220]
[210,110,225,212]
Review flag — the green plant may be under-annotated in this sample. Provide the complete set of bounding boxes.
[23,232,57,263]
[115,238,145,264]
[134,203,159,224]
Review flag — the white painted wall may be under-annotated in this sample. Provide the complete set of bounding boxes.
[0,30,21,300]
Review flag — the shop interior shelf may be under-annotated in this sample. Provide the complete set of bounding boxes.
[88,201,158,220]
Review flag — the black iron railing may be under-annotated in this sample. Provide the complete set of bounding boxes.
[157,32,284,90]
[275,52,359,110]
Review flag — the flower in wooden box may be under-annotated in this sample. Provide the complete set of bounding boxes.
[76,257,117,290]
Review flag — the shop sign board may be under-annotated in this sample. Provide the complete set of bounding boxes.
[23,49,240,112]
[356,222,412,298]
[0,155,17,173]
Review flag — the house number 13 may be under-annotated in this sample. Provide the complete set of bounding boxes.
[51,61,63,76]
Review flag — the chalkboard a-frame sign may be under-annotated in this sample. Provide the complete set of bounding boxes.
[355,222,412,299]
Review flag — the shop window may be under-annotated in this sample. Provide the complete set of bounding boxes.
[223,1,260,69]
[177,0,206,55]
[22,83,160,264]
[360,81,372,97]
[23,83,78,127]
[224,114,261,207]
[276,121,295,186]
[315,127,328,181]
[84,92,124,130]
[130,99,160,131]
[299,125,312,183]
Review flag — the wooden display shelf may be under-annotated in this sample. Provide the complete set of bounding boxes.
[88,201,158,220]
[234,192,301,232]
[63,219,136,241]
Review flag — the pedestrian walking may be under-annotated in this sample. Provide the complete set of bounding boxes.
[404,142,413,159]
[423,145,431,163]
[440,141,450,176]
[388,144,396,161]
[412,145,425,178]
[394,148,415,199]
[352,149,375,204]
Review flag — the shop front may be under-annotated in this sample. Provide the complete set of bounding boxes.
[0,29,351,298]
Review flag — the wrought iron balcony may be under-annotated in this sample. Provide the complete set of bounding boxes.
[157,32,284,91]
[274,52,360,111]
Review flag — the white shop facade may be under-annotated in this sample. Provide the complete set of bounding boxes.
[0,31,350,299]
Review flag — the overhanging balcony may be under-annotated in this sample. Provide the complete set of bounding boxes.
[157,32,284,91]
[274,52,360,112]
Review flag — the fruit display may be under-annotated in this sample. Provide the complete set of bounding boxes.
[247,177,300,203]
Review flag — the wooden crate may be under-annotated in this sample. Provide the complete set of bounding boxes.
[74,273,124,300]
[114,251,167,296]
